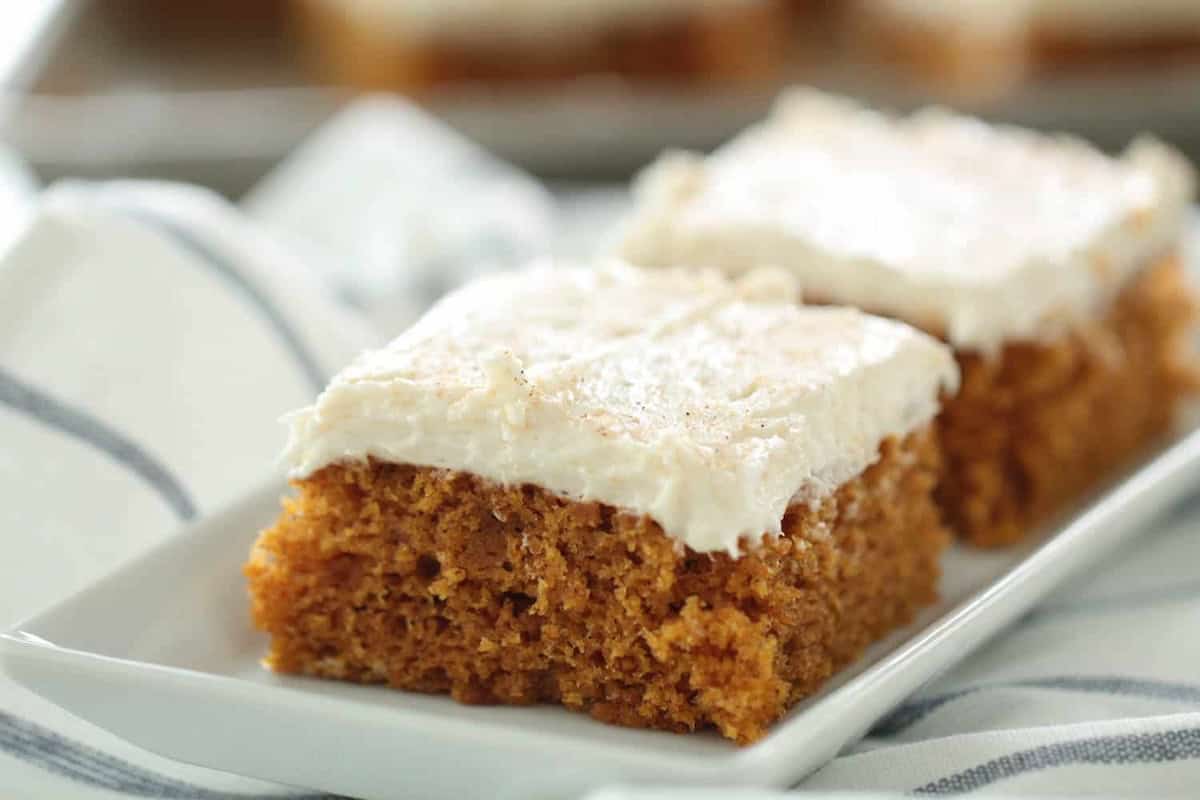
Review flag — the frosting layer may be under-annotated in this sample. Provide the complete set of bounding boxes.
[283,262,958,554]
[620,90,1194,352]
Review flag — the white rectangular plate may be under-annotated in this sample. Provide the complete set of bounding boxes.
[4,424,1200,799]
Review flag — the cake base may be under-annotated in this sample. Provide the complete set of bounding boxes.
[246,429,947,744]
[938,256,1199,547]
[294,0,791,93]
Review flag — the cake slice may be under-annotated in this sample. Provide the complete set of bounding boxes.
[246,263,958,744]
[850,0,1200,95]
[294,0,793,93]
[620,90,1198,546]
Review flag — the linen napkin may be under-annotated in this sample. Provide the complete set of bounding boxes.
[0,141,35,248]
[0,177,373,799]
[243,96,556,339]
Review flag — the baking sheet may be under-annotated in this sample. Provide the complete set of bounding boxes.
[5,0,1200,190]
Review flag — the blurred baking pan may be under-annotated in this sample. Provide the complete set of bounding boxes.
[2,0,1199,189]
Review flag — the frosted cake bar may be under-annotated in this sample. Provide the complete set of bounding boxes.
[246,262,958,743]
[621,90,1199,545]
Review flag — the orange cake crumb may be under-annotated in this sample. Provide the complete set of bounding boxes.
[937,255,1199,547]
[246,429,947,744]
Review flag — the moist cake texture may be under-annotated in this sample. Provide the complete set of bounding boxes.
[248,432,945,744]
[939,256,1197,545]
[620,91,1199,545]
[247,263,958,742]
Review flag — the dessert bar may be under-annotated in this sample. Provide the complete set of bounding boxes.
[621,91,1198,545]
[246,263,957,743]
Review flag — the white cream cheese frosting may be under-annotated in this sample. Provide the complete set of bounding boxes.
[312,0,764,45]
[865,0,1200,38]
[283,262,958,555]
[620,90,1195,353]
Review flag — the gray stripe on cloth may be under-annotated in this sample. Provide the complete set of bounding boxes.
[912,726,1200,794]
[0,712,342,799]
[872,677,1200,737]
[0,365,196,521]
[123,208,326,394]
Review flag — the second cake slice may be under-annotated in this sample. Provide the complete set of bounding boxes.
[620,91,1199,546]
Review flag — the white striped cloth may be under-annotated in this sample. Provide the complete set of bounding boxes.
[2,102,1200,799]
[242,97,556,339]
[0,177,373,799]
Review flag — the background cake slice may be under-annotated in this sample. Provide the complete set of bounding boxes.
[849,0,1200,95]
[246,262,958,744]
[620,90,1199,546]
[294,0,793,92]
